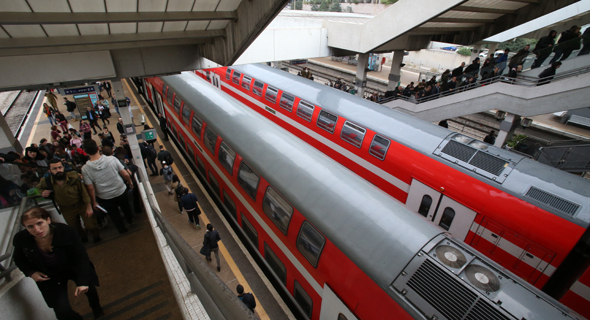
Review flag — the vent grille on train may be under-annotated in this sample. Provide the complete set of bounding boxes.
[407,260,478,320]
[525,187,580,216]
[469,152,508,176]
[465,299,511,320]
[441,141,476,163]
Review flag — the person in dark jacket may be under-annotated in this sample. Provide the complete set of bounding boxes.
[179,188,201,227]
[63,98,78,121]
[85,107,99,134]
[55,111,69,132]
[507,65,522,82]
[494,49,510,74]
[483,130,496,145]
[577,27,590,56]
[103,81,112,98]
[509,45,530,69]
[158,113,169,141]
[451,62,465,81]
[157,145,172,166]
[551,25,582,63]
[236,284,256,312]
[538,61,562,85]
[532,30,557,68]
[116,118,125,135]
[463,58,480,78]
[12,207,104,320]
[203,223,221,271]
[438,119,449,128]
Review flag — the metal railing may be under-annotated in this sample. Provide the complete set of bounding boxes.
[378,64,590,105]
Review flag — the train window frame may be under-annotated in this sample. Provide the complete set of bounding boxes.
[208,171,220,196]
[294,280,313,319]
[418,195,432,217]
[297,101,315,122]
[232,71,241,85]
[225,68,232,80]
[173,95,182,114]
[182,105,191,124]
[218,141,236,175]
[167,89,174,108]
[264,242,287,285]
[439,207,456,231]
[369,134,391,161]
[162,84,168,102]
[178,134,186,150]
[204,126,218,155]
[253,80,264,96]
[317,110,338,134]
[196,155,206,176]
[192,114,203,139]
[341,121,366,148]
[242,75,252,91]
[223,190,237,221]
[296,221,325,268]
[237,162,260,201]
[266,86,278,104]
[279,92,295,112]
[262,186,293,235]
[241,213,258,248]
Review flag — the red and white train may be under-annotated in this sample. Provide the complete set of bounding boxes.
[181,64,590,318]
[139,71,587,320]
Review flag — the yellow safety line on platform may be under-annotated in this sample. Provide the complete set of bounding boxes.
[25,95,47,148]
[124,80,270,320]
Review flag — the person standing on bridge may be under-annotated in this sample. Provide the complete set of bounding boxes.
[538,61,562,86]
[532,30,557,69]
[509,44,530,70]
[550,25,582,64]
[63,98,78,122]
[451,62,465,82]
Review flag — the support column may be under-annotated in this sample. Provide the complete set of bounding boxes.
[494,113,521,148]
[0,113,22,154]
[355,53,369,98]
[387,50,404,90]
[470,44,482,61]
[113,80,145,174]
[486,43,499,59]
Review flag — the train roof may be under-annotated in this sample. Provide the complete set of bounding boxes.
[232,64,590,227]
[162,71,442,291]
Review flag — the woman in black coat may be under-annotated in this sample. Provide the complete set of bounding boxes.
[538,61,562,86]
[13,207,104,320]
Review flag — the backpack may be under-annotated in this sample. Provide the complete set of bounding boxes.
[165,153,174,165]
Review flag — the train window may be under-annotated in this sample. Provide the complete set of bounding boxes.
[182,106,191,124]
[196,156,206,176]
[317,110,338,134]
[173,96,182,114]
[225,68,232,80]
[192,114,203,139]
[172,126,177,138]
[179,135,186,150]
[297,101,314,122]
[439,208,455,231]
[237,162,260,201]
[162,84,168,101]
[241,213,258,247]
[279,93,295,112]
[418,195,432,217]
[242,75,252,91]
[266,86,278,104]
[187,144,195,163]
[208,171,220,195]
[218,141,236,175]
[232,71,241,85]
[341,121,366,148]
[167,90,174,108]
[294,281,313,319]
[262,187,293,235]
[204,126,218,155]
[264,242,287,285]
[223,190,237,221]
[338,314,348,320]
[369,134,390,161]
[296,221,325,267]
[253,80,264,96]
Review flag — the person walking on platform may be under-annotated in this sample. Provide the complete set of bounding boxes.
[179,188,201,227]
[103,81,112,98]
[158,113,169,141]
[157,145,173,166]
[142,142,158,176]
[85,107,99,135]
[203,224,221,272]
[161,161,174,195]
[82,139,134,234]
[12,207,104,320]
[45,91,58,110]
[37,159,100,243]
[117,118,125,135]
[43,103,56,126]
[236,285,256,312]
[64,98,78,121]
[55,111,69,133]
[79,120,92,140]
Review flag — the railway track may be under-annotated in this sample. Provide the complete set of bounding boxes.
[0,90,40,138]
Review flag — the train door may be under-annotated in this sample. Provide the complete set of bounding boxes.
[319,285,359,320]
[155,90,164,116]
[406,179,477,241]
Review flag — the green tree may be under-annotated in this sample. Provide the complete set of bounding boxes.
[319,0,329,11]
[329,0,342,11]
[457,47,472,56]
[311,3,320,10]
[498,38,538,52]
[295,0,303,9]
[381,0,399,4]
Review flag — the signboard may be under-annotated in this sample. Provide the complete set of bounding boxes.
[63,86,96,95]
[73,93,98,119]
[143,129,157,141]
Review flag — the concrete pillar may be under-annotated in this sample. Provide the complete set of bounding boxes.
[355,53,369,97]
[113,80,145,173]
[487,43,499,59]
[0,112,22,154]
[470,44,482,61]
[387,50,404,90]
[494,113,521,148]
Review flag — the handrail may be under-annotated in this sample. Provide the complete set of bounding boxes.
[378,63,590,105]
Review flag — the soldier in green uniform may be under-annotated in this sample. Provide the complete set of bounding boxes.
[36,159,101,243]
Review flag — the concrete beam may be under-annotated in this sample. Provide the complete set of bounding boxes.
[452,6,515,14]
[0,11,238,24]
[0,30,224,50]
[502,0,539,3]
[431,18,494,23]
[200,0,290,65]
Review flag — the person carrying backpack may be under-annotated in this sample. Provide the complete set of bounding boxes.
[146,142,158,176]
[236,285,256,312]
[178,188,201,227]
[157,145,173,167]
[202,224,221,272]
[160,161,174,195]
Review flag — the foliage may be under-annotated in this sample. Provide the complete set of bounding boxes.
[311,3,320,10]
[457,47,472,56]
[352,0,358,4]
[381,0,399,4]
[344,5,353,12]
[498,38,538,52]
[506,134,527,148]
[329,0,342,12]
[295,1,303,9]
[319,0,330,11]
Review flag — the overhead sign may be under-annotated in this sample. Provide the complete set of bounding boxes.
[63,86,96,95]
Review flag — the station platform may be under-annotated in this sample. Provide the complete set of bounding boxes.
[15,80,293,319]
